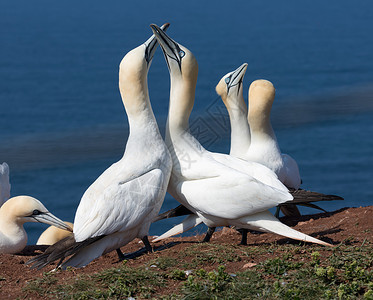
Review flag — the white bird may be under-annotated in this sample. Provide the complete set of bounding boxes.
[0,162,11,206]
[245,79,301,189]
[150,24,331,247]
[28,24,172,269]
[155,60,342,243]
[36,222,74,245]
[216,63,251,158]
[216,72,301,218]
[0,196,72,254]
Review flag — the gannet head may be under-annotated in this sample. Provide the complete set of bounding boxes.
[216,63,248,110]
[150,24,197,123]
[248,79,276,117]
[1,196,73,231]
[150,24,198,86]
[118,23,170,105]
[36,221,74,245]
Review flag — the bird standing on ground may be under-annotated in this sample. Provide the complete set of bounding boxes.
[150,24,331,247]
[0,196,72,254]
[28,24,172,269]
[216,72,301,218]
[217,75,342,216]
[154,63,342,244]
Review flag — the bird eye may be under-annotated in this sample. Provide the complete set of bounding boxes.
[179,50,185,58]
[33,209,41,215]
[225,77,231,84]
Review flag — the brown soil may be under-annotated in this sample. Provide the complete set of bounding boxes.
[0,206,372,299]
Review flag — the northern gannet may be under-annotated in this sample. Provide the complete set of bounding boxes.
[153,64,342,244]
[245,80,301,189]
[36,222,74,245]
[217,74,300,218]
[0,162,11,206]
[150,24,331,247]
[217,63,251,158]
[0,196,72,254]
[218,77,343,217]
[28,24,172,269]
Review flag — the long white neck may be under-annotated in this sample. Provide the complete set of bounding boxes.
[248,108,277,144]
[0,211,27,253]
[165,75,195,142]
[248,80,278,145]
[119,68,162,149]
[225,96,251,157]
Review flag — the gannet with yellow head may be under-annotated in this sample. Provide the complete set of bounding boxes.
[0,196,72,254]
[150,24,331,247]
[28,24,172,269]
[36,222,74,245]
[215,63,250,157]
[216,71,301,219]
[246,80,301,188]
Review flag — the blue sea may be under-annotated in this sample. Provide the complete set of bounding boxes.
[1,1,372,244]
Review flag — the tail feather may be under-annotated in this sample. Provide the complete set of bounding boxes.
[27,235,104,270]
[239,211,332,247]
[153,215,203,242]
[297,202,327,212]
[153,190,342,224]
[288,188,343,203]
[153,205,193,222]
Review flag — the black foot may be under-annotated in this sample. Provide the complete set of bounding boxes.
[142,236,153,253]
[115,236,154,261]
[116,248,126,261]
[121,247,149,260]
[202,227,216,243]
[237,228,248,245]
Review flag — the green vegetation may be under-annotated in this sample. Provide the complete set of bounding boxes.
[24,242,373,299]
[25,262,167,299]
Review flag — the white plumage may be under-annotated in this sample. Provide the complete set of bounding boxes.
[28,25,172,269]
[151,24,331,246]
[245,79,301,189]
[0,196,72,254]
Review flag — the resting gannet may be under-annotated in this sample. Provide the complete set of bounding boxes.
[0,162,11,206]
[28,24,172,269]
[150,24,331,247]
[0,196,72,254]
[36,222,74,245]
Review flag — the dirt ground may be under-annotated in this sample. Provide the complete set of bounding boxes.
[0,206,372,299]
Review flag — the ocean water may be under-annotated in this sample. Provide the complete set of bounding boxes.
[0,0,372,244]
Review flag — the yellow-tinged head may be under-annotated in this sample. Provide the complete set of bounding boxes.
[0,196,72,231]
[118,23,170,114]
[248,79,276,117]
[36,221,74,245]
[216,63,248,111]
[150,24,198,127]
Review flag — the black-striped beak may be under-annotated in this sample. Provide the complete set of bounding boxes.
[225,63,248,95]
[32,212,73,232]
[150,23,185,72]
[144,23,170,65]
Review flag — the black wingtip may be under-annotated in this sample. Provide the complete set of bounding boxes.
[153,205,193,222]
